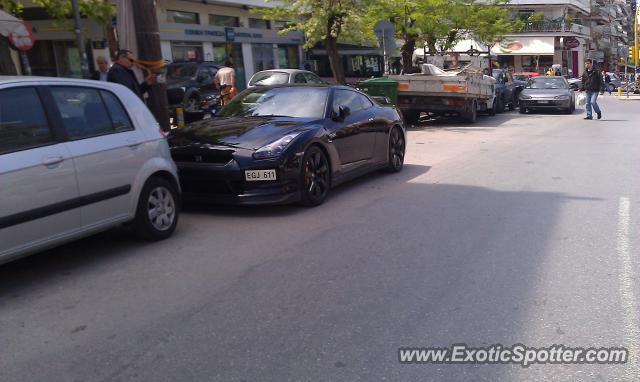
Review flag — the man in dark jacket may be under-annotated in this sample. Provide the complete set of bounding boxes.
[107,49,156,100]
[580,59,602,120]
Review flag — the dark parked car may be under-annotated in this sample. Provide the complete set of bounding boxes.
[168,84,406,206]
[492,69,517,112]
[165,62,223,112]
[518,76,575,114]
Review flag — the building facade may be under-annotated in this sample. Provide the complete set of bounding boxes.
[496,0,593,77]
[156,0,304,89]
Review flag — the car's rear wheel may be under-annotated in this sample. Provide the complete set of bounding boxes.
[386,126,405,173]
[133,177,179,241]
[301,146,330,206]
[488,99,497,116]
[461,100,477,123]
[496,96,505,113]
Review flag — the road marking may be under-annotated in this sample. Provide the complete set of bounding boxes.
[617,196,640,377]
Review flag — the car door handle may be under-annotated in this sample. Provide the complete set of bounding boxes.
[42,155,64,167]
[127,140,142,150]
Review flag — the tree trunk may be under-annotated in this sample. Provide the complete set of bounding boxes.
[0,36,18,75]
[326,35,345,84]
[131,0,170,132]
[400,34,416,73]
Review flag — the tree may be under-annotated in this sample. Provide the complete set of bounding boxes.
[0,0,113,74]
[366,0,518,72]
[254,0,374,84]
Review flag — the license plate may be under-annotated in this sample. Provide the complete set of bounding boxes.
[537,100,550,104]
[245,169,277,181]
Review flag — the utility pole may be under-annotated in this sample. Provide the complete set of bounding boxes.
[71,0,90,78]
[131,0,170,131]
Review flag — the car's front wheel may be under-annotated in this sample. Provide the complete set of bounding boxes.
[386,126,405,173]
[300,146,330,206]
[133,177,179,241]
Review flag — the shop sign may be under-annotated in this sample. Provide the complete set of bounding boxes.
[564,37,580,49]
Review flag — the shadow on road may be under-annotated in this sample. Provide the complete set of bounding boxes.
[0,175,610,381]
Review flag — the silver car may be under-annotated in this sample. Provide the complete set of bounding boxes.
[247,69,325,87]
[519,76,575,114]
[0,77,181,264]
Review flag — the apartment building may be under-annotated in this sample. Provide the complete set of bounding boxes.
[496,0,592,77]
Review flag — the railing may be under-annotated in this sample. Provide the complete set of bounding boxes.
[520,21,590,35]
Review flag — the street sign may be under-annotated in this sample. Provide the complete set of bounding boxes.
[564,37,580,49]
[373,20,395,75]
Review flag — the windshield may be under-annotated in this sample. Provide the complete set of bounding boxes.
[249,72,290,86]
[526,77,567,89]
[166,63,198,81]
[218,86,329,118]
[514,75,529,82]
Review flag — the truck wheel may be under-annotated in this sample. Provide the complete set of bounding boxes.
[461,100,477,124]
[402,111,420,125]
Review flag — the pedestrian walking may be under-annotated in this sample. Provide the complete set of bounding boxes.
[107,49,156,100]
[580,59,603,120]
[214,59,237,107]
[91,56,110,81]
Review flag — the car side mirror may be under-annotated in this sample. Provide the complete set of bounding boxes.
[333,105,350,121]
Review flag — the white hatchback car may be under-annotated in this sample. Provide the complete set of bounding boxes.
[0,77,181,264]
[247,69,326,87]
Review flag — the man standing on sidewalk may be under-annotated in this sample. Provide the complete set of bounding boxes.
[107,49,156,101]
[580,59,603,120]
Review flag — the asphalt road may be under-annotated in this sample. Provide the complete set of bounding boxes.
[2,95,640,382]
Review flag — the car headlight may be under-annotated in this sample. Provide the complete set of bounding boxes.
[253,132,301,160]
[520,95,532,100]
[554,95,570,100]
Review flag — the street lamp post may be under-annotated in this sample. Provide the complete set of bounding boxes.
[71,0,90,78]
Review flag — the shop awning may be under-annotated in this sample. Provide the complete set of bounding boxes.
[492,37,555,56]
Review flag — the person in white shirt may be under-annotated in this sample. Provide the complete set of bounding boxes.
[214,59,237,106]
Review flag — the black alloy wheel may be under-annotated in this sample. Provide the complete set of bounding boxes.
[387,127,405,173]
[301,146,330,206]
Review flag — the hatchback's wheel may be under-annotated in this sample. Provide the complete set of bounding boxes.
[134,177,179,241]
[301,146,330,206]
[386,127,405,173]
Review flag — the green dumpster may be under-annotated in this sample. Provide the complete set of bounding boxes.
[356,77,399,106]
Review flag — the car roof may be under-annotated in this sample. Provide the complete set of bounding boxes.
[253,69,314,75]
[0,76,128,89]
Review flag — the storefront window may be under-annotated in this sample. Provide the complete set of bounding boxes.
[278,45,299,69]
[252,44,275,72]
[344,55,382,77]
[26,40,90,78]
[171,41,204,62]
[167,10,199,24]
[249,18,270,29]
[209,14,239,27]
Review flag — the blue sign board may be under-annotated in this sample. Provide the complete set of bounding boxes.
[225,27,235,42]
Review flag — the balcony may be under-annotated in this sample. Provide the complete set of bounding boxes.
[519,21,591,36]
[507,0,590,14]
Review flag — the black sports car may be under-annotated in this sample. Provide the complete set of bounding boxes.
[168,84,406,206]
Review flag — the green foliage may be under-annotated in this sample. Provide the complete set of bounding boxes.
[527,11,545,24]
[0,0,113,24]
[254,0,375,49]
[365,0,518,55]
